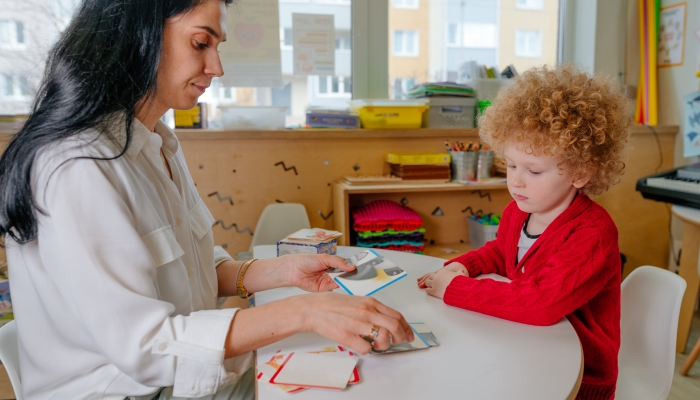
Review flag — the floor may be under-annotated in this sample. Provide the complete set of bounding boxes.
[0,314,698,399]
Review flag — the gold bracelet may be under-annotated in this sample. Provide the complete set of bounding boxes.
[237,259,257,298]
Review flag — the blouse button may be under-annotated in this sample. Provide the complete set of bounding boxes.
[157,343,167,352]
[176,218,183,227]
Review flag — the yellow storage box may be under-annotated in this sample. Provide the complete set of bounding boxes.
[349,99,429,129]
[386,153,451,165]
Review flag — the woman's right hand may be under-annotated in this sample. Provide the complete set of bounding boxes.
[298,292,414,354]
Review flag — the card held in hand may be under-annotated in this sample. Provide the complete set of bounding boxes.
[333,250,407,296]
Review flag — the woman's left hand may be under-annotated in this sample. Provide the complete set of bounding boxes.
[284,254,356,292]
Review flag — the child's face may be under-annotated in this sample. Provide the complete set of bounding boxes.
[503,142,586,219]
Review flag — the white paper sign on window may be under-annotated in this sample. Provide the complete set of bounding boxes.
[218,0,283,87]
[292,13,335,76]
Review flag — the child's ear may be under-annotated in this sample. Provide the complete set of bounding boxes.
[572,171,592,189]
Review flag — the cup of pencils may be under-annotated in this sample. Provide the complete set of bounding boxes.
[446,141,490,183]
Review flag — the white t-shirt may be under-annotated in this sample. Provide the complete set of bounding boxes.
[517,215,540,272]
[7,116,251,399]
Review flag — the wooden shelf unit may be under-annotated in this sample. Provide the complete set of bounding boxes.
[333,180,509,247]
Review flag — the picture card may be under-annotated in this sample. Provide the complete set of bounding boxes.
[269,351,359,390]
[409,322,440,347]
[287,228,342,242]
[333,252,407,296]
[257,346,360,392]
[327,249,380,276]
[369,324,429,354]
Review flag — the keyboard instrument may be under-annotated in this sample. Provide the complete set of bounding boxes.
[636,167,700,209]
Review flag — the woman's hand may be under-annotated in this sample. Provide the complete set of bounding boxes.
[417,262,468,299]
[237,254,355,294]
[225,292,415,357]
[285,254,356,292]
[300,292,414,354]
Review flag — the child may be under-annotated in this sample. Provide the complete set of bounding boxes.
[418,64,631,400]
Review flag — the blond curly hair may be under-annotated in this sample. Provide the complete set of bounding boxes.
[479,64,632,196]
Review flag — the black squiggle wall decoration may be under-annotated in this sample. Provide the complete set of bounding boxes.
[275,161,298,175]
[213,220,253,235]
[318,210,334,220]
[208,191,233,206]
[471,190,492,202]
[461,206,484,215]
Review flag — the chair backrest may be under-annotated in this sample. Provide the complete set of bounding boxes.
[616,266,686,400]
[249,203,311,251]
[0,320,22,400]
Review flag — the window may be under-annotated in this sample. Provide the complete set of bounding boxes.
[392,77,416,99]
[218,86,237,103]
[392,0,418,10]
[515,29,542,58]
[0,20,27,49]
[516,0,544,10]
[316,76,351,97]
[447,23,460,47]
[335,32,351,50]
[280,27,292,48]
[0,74,31,99]
[393,30,419,57]
[463,23,497,48]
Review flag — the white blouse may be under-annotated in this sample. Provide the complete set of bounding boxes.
[7,117,251,399]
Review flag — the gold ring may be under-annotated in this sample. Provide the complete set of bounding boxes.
[369,324,379,338]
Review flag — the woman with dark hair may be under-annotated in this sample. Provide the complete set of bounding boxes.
[0,0,413,399]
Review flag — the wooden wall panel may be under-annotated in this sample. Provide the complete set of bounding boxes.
[594,127,678,277]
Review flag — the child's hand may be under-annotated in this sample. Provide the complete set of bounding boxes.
[417,263,468,299]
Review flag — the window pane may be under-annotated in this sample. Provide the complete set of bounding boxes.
[18,75,30,96]
[344,76,352,93]
[15,22,24,44]
[0,21,10,45]
[331,77,339,93]
[199,1,353,127]
[388,0,559,99]
[394,31,403,54]
[2,75,14,97]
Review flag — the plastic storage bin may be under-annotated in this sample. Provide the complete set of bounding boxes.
[423,97,476,128]
[219,105,287,130]
[467,217,499,248]
[349,99,429,129]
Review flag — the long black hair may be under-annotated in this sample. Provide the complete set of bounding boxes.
[0,0,233,244]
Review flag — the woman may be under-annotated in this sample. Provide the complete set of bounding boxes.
[0,0,413,399]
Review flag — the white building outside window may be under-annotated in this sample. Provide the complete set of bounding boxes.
[0,20,27,50]
[316,76,352,98]
[516,0,544,10]
[515,29,542,58]
[0,74,31,99]
[447,23,460,47]
[393,30,419,57]
[463,23,497,48]
[392,0,419,10]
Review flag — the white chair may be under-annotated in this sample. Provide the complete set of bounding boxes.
[249,203,311,251]
[615,266,686,400]
[0,320,21,400]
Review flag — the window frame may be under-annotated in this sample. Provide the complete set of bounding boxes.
[515,29,543,58]
[392,0,419,10]
[0,20,28,50]
[392,29,419,57]
[316,75,352,98]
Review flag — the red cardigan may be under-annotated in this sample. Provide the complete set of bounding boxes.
[445,194,621,400]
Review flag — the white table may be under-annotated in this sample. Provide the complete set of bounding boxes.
[671,205,700,353]
[253,246,583,400]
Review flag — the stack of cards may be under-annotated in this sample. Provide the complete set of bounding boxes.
[257,346,360,393]
[277,228,343,256]
[258,324,439,393]
[328,249,407,296]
